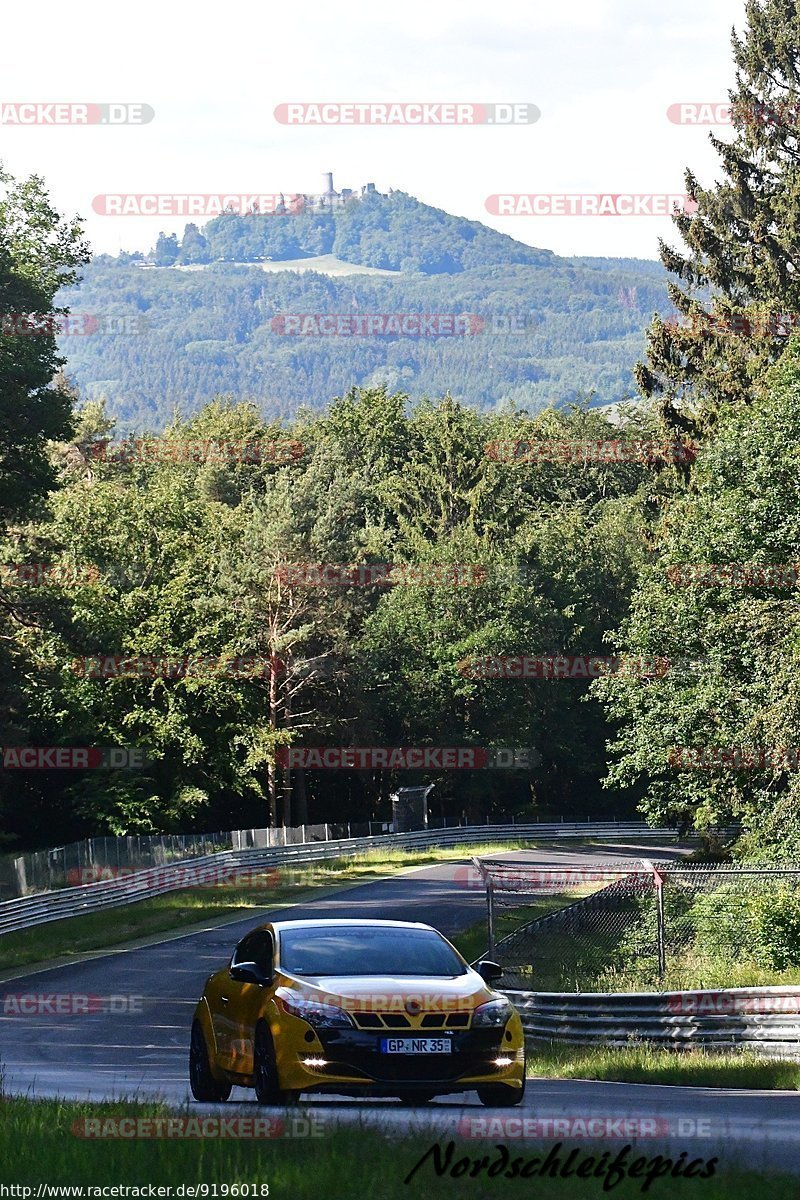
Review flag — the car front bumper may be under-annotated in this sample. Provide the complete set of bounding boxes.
[277,1024,525,1094]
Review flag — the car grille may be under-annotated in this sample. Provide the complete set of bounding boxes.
[351,1011,470,1031]
[314,1027,505,1086]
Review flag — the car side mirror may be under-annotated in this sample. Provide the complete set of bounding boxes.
[475,959,503,983]
[229,961,271,986]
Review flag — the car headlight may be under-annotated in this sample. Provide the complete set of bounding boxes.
[276,988,354,1029]
[473,997,513,1028]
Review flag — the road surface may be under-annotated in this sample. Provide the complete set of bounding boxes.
[3,842,798,1175]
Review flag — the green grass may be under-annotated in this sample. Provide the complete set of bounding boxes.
[451,895,590,964]
[527,1041,800,1090]
[499,937,800,994]
[0,841,532,976]
[594,946,800,993]
[0,1096,793,1197]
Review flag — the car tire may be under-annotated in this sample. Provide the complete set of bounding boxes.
[189,1022,231,1103]
[477,1060,526,1109]
[477,1082,525,1107]
[253,1022,300,1106]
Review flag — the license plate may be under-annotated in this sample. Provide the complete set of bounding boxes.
[379,1037,452,1055]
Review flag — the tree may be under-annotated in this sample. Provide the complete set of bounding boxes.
[0,163,90,522]
[154,233,179,266]
[0,165,90,846]
[636,0,800,437]
[598,346,800,852]
[177,224,211,265]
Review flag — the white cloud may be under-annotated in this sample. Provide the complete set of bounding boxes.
[0,0,746,259]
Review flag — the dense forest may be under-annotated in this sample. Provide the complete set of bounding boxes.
[56,193,671,425]
[0,383,658,846]
[4,0,800,863]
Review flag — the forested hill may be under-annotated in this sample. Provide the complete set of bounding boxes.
[58,190,673,428]
[177,190,559,273]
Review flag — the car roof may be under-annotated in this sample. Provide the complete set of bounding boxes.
[265,918,434,934]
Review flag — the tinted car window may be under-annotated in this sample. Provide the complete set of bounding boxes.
[279,926,466,977]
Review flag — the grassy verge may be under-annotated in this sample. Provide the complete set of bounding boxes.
[0,841,532,976]
[594,948,800,993]
[0,1096,792,1197]
[563,931,800,994]
[527,1041,800,1089]
[510,946,800,995]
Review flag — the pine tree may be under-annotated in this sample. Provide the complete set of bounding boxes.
[637,0,800,437]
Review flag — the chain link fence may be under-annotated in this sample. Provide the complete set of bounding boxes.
[474,858,800,991]
[475,860,655,989]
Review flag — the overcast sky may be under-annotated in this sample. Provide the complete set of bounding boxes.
[1,0,743,261]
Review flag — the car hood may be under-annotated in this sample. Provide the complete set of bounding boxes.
[278,972,494,1009]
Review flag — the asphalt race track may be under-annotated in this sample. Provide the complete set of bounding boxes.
[3,841,800,1176]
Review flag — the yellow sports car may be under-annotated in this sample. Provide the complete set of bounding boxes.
[190,918,526,1106]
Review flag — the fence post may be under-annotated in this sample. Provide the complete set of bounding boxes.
[656,879,666,978]
[472,856,495,959]
[642,858,666,978]
[486,877,496,959]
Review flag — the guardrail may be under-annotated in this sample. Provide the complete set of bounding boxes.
[505,987,800,1059]
[0,821,692,936]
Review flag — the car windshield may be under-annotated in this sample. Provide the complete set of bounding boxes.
[279,926,466,977]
